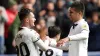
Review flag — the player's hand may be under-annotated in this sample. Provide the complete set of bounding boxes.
[57,38,70,47]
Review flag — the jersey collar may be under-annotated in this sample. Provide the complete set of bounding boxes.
[21,27,29,29]
[74,19,84,24]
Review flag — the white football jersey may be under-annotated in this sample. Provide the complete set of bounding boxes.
[15,27,48,56]
[39,37,63,56]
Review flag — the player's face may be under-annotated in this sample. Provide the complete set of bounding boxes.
[68,8,80,22]
[29,12,36,28]
[56,33,61,41]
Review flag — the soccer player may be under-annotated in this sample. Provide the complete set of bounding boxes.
[39,26,63,56]
[15,8,48,56]
[48,26,63,56]
[57,1,89,56]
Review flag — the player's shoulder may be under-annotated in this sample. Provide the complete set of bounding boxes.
[78,19,87,24]
[18,27,31,33]
[30,29,39,36]
[15,27,30,38]
[27,29,40,39]
[78,19,89,30]
[78,19,88,26]
[17,27,39,37]
[23,27,39,35]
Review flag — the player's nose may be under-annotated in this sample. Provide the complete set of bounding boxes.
[34,18,36,22]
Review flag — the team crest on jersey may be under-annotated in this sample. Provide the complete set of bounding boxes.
[82,24,87,30]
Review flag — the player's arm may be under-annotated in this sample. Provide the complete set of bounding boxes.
[35,39,48,51]
[68,23,89,41]
[56,50,63,56]
[32,34,48,51]
[49,39,69,50]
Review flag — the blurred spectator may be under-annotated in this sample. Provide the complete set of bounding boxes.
[73,0,81,1]
[0,6,8,54]
[41,0,48,8]
[39,1,55,17]
[48,0,57,3]
[97,0,100,12]
[45,2,56,27]
[10,15,20,47]
[35,18,46,32]
[86,17,92,24]
[5,0,18,54]
[55,0,66,27]
[88,10,99,51]
[27,0,40,17]
[39,2,56,27]
[27,0,36,5]
[81,0,90,8]
[64,0,73,9]
[55,0,66,17]
[46,2,55,13]
[45,11,56,27]
[55,1,72,38]
[18,0,36,11]
[55,15,72,38]
[23,3,34,12]
[17,0,28,11]
[85,0,98,18]
[95,15,100,51]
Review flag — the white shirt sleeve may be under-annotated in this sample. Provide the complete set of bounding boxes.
[49,39,69,50]
[56,50,63,56]
[35,39,49,51]
[32,32,48,51]
[68,23,89,41]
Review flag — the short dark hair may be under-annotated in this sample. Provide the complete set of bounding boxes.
[48,26,61,38]
[70,1,85,14]
[18,8,32,21]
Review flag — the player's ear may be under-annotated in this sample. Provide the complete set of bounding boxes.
[25,18,29,23]
[79,11,82,15]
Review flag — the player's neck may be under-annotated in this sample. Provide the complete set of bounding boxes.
[73,17,83,23]
[40,34,47,40]
[40,34,46,38]
[21,23,30,29]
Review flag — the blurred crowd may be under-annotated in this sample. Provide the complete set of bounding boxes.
[0,0,100,54]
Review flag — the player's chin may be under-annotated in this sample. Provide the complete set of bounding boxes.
[32,24,35,26]
[31,25,35,29]
[32,23,35,26]
[30,24,35,27]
